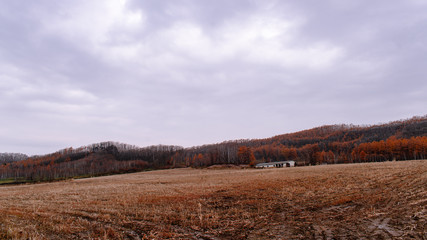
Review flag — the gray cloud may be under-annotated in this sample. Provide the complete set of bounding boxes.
[1,0,426,155]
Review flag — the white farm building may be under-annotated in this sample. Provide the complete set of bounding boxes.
[255,161,295,168]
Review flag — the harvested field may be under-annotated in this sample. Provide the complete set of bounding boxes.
[0,160,426,239]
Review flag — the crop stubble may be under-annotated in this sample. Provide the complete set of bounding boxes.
[0,160,426,239]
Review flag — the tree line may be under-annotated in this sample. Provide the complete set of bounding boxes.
[1,116,426,182]
[0,143,183,182]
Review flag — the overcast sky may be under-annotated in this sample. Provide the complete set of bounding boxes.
[1,0,426,155]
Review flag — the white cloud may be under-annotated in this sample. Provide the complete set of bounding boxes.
[0,64,27,97]
[155,15,343,70]
[42,0,145,59]
[227,16,343,69]
[61,89,97,102]
[41,1,343,71]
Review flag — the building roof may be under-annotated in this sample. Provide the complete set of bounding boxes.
[256,161,295,166]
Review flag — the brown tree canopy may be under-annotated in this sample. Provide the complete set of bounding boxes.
[1,116,426,182]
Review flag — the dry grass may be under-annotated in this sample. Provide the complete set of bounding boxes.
[0,160,426,239]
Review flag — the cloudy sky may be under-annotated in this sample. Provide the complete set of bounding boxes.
[1,0,426,155]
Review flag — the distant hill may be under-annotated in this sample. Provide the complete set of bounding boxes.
[0,142,183,182]
[183,115,427,166]
[1,115,426,183]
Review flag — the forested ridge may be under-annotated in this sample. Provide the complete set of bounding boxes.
[1,115,426,183]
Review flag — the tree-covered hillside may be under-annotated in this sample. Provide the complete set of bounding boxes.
[1,116,426,183]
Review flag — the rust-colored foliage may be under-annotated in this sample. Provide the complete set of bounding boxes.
[1,116,427,182]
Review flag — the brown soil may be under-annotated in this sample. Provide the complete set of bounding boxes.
[0,160,426,239]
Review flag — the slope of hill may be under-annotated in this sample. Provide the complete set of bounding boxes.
[0,143,183,183]
[268,115,427,146]
[1,115,426,183]
[183,115,427,166]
